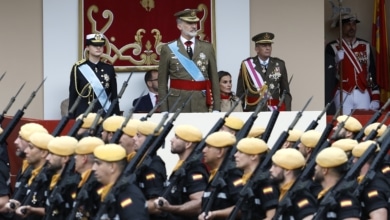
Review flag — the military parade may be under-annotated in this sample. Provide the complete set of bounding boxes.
[1,1,390,219]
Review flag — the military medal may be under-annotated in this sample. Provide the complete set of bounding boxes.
[32,193,37,204]
[261,65,266,73]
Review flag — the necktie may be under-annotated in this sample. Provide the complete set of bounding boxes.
[184,41,193,59]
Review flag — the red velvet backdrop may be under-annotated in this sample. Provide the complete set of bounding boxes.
[81,0,214,72]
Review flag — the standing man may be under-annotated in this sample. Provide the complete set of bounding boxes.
[236,32,292,111]
[68,33,120,119]
[154,125,209,219]
[158,9,220,113]
[133,70,159,113]
[325,14,380,114]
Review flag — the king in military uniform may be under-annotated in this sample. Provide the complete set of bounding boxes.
[158,9,220,112]
[236,32,292,111]
[68,33,120,119]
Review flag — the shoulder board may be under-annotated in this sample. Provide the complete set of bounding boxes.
[244,57,253,62]
[75,59,86,66]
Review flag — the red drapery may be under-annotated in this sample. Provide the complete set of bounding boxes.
[372,0,390,105]
[81,0,214,72]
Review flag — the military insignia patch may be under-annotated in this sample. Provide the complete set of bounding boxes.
[340,200,352,207]
[262,186,273,194]
[121,198,133,207]
[146,173,155,180]
[297,199,309,208]
[368,190,378,198]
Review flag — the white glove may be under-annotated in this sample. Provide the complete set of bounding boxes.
[369,100,380,110]
[161,111,168,115]
[212,110,220,113]
[335,50,344,63]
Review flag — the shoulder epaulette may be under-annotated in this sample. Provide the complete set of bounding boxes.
[75,59,86,66]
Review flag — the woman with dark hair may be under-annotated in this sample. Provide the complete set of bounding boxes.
[218,71,243,112]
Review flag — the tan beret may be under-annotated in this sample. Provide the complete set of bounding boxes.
[316,147,348,168]
[102,115,125,132]
[29,133,54,150]
[205,131,236,148]
[331,138,358,152]
[224,116,244,131]
[77,113,103,129]
[364,122,387,137]
[94,144,126,162]
[352,140,379,158]
[47,136,78,156]
[122,119,141,137]
[247,126,266,138]
[300,130,322,148]
[287,129,303,142]
[175,125,203,142]
[174,9,200,22]
[137,121,162,136]
[237,138,268,155]
[337,115,362,132]
[272,148,305,170]
[19,123,48,141]
[75,136,105,155]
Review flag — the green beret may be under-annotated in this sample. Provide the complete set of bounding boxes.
[331,138,358,152]
[352,140,379,158]
[48,136,78,156]
[316,147,348,168]
[77,113,103,129]
[224,116,244,131]
[247,126,265,138]
[122,119,141,137]
[205,131,236,148]
[237,138,268,155]
[300,130,322,148]
[137,121,162,136]
[272,148,305,170]
[175,125,202,142]
[29,133,54,150]
[75,136,104,155]
[174,9,200,22]
[287,129,303,142]
[337,115,362,132]
[102,115,125,132]
[94,144,126,162]
[252,32,274,44]
[364,122,387,137]
[19,123,48,141]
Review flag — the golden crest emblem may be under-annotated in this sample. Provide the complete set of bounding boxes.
[140,0,155,12]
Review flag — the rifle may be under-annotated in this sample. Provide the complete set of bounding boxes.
[363,111,390,141]
[261,89,286,142]
[314,143,377,219]
[51,87,86,137]
[227,97,313,219]
[95,112,170,219]
[354,98,390,142]
[0,71,5,82]
[0,78,45,144]
[140,90,172,121]
[158,93,245,205]
[85,93,112,137]
[0,83,25,124]
[353,127,390,197]
[66,90,104,137]
[291,101,332,149]
[94,73,133,135]
[202,95,273,216]
[108,91,147,144]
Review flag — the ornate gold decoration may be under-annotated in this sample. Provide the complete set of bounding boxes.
[82,2,214,72]
[140,0,155,11]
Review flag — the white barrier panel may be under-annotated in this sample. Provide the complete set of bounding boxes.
[132,111,326,174]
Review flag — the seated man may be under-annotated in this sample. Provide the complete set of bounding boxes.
[133,69,159,113]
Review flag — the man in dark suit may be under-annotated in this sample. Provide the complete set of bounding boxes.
[132,69,159,113]
[158,9,220,113]
[236,32,292,112]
